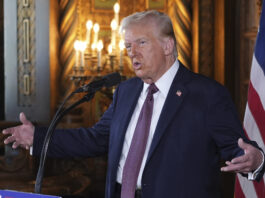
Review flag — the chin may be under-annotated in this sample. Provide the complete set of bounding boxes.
[134,70,143,78]
[135,74,152,84]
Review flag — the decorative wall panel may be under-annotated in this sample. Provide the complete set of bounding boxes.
[17,0,36,106]
[5,0,50,122]
[147,0,166,10]
[58,0,77,96]
[168,0,191,69]
[198,0,214,77]
[93,0,118,10]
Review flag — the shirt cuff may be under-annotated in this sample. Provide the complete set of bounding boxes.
[248,151,265,180]
[30,146,33,156]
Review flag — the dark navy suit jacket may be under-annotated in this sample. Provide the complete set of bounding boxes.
[34,63,264,198]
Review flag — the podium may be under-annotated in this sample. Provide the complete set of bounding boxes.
[0,190,61,198]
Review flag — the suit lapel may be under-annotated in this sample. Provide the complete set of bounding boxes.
[109,80,142,197]
[114,78,143,155]
[146,64,191,163]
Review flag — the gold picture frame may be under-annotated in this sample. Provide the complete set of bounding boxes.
[92,0,120,12]
[146,0,167,11]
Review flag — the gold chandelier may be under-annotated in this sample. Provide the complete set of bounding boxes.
[71,2,131,84]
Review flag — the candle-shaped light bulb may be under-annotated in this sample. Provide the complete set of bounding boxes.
[86,20,93,46]
[91,43,96,51]
[79,41,87,67]
[111,19,118,51]
[97,40,103,51]
[114,3,120,14]
[113,3,120,26]
[111,19,118,31]
[97,40,104,71]
[74,40,81,67]
[93,23,100,33]
[74,40,80,50]
[93,23,100,46]
[86,20,93,30]
[91,42,96,56]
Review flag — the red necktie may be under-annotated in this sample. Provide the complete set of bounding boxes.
[121,83,159,198]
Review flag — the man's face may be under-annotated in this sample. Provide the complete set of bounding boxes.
[124,22,168,84]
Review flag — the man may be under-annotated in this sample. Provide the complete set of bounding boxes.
[2,10,265,198]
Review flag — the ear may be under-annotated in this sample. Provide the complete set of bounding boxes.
[162,37,175,56]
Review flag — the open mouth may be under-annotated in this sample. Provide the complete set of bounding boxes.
[133,61,141,69]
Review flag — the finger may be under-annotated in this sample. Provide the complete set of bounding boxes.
[20,112,30,125]
[4,135,16,144]
[238,138,249,151]
[2,129,8,134]
[221,162,249,172]
[12,141,20,149]
[224,160,247,170]
[225,161,234,166]
[221,164,241,172]
[2,128,14,135]
[231,155,248,164]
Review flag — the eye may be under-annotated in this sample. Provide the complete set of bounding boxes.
[125,44,131,51]
[140,40,146,46]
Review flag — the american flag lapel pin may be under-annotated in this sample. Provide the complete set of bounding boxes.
[176,90,182,97]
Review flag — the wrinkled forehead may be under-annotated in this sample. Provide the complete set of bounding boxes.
[122,17,158,31]
[124,23,157,43]
[124,20,159,37]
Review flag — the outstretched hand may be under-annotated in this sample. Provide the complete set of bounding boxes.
[221,138,263,174]
[2,112,34,150]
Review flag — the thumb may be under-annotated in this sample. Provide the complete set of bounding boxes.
[19,112,30,125]
[238,138,248,152]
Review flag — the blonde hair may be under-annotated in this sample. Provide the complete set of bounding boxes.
[121,10,178,58]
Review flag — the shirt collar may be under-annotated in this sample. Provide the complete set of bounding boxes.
[142,59,179,97]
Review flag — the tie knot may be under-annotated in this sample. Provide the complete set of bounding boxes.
[148,83,159,95]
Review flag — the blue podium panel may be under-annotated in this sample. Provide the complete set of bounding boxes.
[0,190,61,198]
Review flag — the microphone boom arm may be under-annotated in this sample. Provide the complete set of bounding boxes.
[34,91,96,193]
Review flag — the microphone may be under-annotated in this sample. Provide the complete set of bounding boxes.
[74,72,121,93]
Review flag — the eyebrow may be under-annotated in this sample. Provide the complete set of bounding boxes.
[125,37,148,44]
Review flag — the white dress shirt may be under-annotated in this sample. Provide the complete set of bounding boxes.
[116,60,179,188]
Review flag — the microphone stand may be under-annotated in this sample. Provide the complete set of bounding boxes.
[34,91,96,193]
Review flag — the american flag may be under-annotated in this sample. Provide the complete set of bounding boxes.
[234,2,265,198]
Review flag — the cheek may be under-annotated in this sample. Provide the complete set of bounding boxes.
[142,48,156,61]
[150,50,164,63]
[140,46,164,67]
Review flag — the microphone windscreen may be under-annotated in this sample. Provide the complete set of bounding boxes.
[104,72,121,87]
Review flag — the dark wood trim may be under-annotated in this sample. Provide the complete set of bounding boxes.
[224,0,236,101]
[214,0,225,85]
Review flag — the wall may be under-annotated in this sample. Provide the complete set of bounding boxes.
[4,0,50,123]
